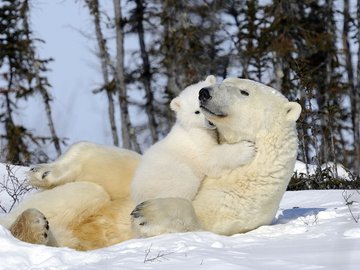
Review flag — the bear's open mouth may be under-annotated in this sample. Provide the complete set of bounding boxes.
[200,105,227,117]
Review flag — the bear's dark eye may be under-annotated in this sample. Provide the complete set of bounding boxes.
[195,111,200,114]
[240,90,249,96]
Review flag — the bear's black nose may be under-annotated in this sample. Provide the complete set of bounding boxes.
[199,87,211,102]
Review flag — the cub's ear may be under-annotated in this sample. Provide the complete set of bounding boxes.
[285,102,302,121]
[205,75,216,84]
[170,97,181,112]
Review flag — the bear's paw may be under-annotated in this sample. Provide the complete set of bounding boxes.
[130,198,202,238]
[10,208,50,245]
[27,164,55,188]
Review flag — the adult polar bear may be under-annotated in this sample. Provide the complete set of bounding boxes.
[132,78,301,236]
[1,78,301,250]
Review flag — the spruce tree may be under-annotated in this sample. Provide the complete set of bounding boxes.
[0,0,60,164]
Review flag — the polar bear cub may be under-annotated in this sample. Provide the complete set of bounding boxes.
[130,76,256,204]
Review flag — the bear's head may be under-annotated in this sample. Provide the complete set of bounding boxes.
[170,75,217,130]
[199,78,302,143]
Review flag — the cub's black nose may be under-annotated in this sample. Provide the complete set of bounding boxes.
[199,87,211,102]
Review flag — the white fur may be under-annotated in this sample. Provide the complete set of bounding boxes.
[131,78,302,236]
[0,181,110,245]
[0,78,301,250]
[130,75,256,204]
[27,141,141,200]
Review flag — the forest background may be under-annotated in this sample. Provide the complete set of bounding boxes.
[1,0,360,190]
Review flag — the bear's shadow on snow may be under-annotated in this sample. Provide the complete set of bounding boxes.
[272,207,327,225]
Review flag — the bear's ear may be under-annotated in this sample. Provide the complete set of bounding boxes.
[205,75,216,84]
[285,102,302,122]
[170,97,181,112]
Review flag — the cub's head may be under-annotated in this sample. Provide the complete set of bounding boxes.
[199,78,302,143]
[170,75,217,129]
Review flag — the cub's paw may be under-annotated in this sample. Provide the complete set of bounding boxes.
[130,198,202,238]
[10,208,50,245]
[235,140,257,164]
[27,164,55,188]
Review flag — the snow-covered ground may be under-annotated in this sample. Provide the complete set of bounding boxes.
[0,165,360,270]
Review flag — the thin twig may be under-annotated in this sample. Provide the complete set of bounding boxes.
[143,244,174,263]
[342,190,360,223]
[0,165,33,213]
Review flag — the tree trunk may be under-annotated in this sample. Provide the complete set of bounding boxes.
[113,0,140,152]
[3,70,26,164]
[85,0,119,146]
[355,0,360,174]
[134,0,158,144]
[227,1,250,79]
[38,87,62,156]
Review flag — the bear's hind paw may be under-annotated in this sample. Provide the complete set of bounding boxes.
[10,208,51,245]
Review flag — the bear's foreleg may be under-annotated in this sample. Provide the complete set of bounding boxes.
[130,198,202,238]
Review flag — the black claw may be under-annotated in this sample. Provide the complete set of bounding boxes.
[130,201,146,217]
[42,171,50,179]
[139,222,146,226]
[45,224,49,230]
[44,233,48,238]
[30,167,38,172]
[130,210,141,218]
[136,202,145,209]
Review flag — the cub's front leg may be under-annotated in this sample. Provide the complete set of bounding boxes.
[130,198,202,238]
[205,140,256,178]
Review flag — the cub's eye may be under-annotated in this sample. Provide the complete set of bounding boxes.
[240,90,249,96]
[195,111,200,114]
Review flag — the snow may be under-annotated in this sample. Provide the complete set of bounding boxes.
[0,166,360,269]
